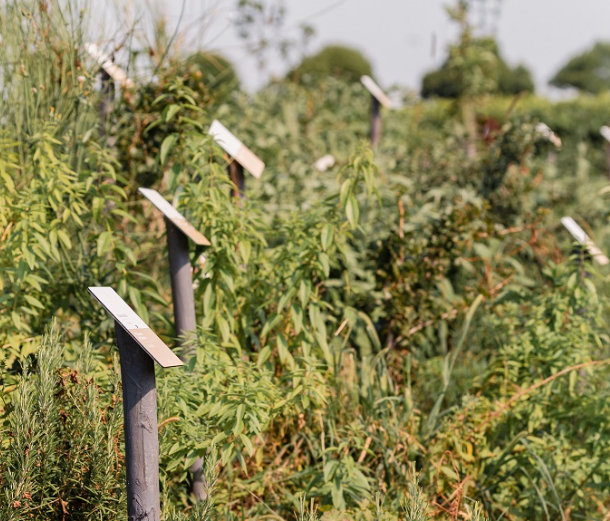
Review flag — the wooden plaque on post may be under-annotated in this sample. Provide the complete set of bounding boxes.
[561,216,609,266]
[208,120,265,179]
[360,75,392,109]
[138,188,210,246]
[88,287,183,367]
[84,43,134,89]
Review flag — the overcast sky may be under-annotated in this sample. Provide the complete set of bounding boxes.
[117,0,610,96]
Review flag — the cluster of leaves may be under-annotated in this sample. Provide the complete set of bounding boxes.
[4,1,610,520]
[0,0,164,376]
[0,326,125,520]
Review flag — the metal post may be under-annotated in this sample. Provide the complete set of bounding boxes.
[606,142,610,181]
[115,323,161,521]
[163,218,206,500]
[99,68,115,139]
[165,218,197,352]
[228,160,246,199]
[369,95,381,147]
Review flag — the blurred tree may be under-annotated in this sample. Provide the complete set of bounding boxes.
[421,37,534,98]
[288,44,372,84]
[180,52,240,101]
[550,42,610,94]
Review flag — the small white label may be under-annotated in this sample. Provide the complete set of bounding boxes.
[84,43,134,88]
[360,75,392,109]
[561,217,588,244]
[561,216,609,265]
[536,122,562,148]
[139,188,183,220]
[88,287,183,368]
[139,188,210,246]
[89,287,145,330]
[601,126,610,143]
[208,120,265,178]
[209,120,242,157]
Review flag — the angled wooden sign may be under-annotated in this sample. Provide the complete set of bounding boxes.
[536,122,562,148]
[360,75,392,109]
[561,216,609,265]
[138,188,210,246]
[208,120,265,179]
[84,43,134,89]
[601,126,610,143]
[88,287,183,368]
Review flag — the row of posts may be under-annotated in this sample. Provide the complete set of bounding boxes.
[86,64,394,518]
[86,50,610,518]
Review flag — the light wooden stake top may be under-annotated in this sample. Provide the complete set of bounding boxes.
[138,188,210,246]
[536,122,562,148]
[84,43,134,89]
[208,120,265,179]
[88,287,184,368]
[601,126,610,143]
[360,75,392,109]
[561,216,610,266]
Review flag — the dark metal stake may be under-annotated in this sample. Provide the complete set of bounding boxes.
[369,96,381,147]
[115,323,161,521]
[164,218,206,501]
[165,218,197,354]
[606,142,610,181]
[228,160,245,199]
[99,69,115,139]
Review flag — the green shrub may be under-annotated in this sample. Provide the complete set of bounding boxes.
[179,52,240,102]
[288,45,373,84]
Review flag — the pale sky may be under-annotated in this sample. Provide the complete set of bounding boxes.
[102,1,610,96]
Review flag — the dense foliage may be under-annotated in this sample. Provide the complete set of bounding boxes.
[550,41,610,94]
[288,45,373,84]
[2,1,610,520]
[421,37,534,99]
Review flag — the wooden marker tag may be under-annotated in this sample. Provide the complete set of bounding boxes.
[601,126,610,143]
[208,120,265,179]
[84,43,134,89]
[360,75,392,109]
[536,122,562,148]
[561,216,610,265]
[88,287,184,368]
[139,188,210,246]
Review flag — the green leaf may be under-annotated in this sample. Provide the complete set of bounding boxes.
[164,104,180,123]
[97,231,113,257]
[239,433,254,457]
[317,252,330,278]
[160,134,179,165]
[234,403,245,436]
[321,223,334,251]
[345,194,359,229]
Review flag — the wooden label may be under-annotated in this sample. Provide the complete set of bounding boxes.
[139,188,210,246]
[536,122,562,148]
[601,126,610,143]
[88,287,183,368]
[360,75,392,109]
[83,43,134,89]
[561,217,609,265]
[208,120,265,179]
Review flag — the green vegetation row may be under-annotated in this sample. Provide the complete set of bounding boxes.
[2,2,610,520]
